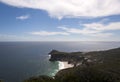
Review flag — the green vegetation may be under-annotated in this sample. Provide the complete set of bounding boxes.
[24,76,55,82]
[55,66,120,82]
[24,66,120,82]
[24,48,120,82]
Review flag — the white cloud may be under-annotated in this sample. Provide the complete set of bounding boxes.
[58,26,99,34]
[58,22,120,37]
[0,0,120,19]
[83,22,120,31]
[29,22,120,37]
[16,15,29,20]
[30,31,69,36]
[99,18,110,24]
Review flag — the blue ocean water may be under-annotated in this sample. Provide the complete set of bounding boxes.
[0,41,120,82]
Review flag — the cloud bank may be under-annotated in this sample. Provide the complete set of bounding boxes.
[59,22,120,36]
[0,0,120,19]
[30,22,120,37]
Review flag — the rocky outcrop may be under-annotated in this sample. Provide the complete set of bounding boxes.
[25,48,120,82]
[49,50,85,67]
[49,48,120,67]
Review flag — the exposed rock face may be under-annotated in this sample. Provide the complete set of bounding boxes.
[49,50,85,66]
[49,50,69,61]
[25,48,120,82]
[49,50,84,60]
[49,48,120,67]
[50,48,120,82]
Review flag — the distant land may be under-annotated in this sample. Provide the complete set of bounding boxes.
[24,47,120,82]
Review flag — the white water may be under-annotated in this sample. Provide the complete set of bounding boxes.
[59,61,73,70]
[59,62,65,70]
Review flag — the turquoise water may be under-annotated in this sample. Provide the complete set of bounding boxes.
[0,41,120,82]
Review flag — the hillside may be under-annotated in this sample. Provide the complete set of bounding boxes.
[24,48,120,82]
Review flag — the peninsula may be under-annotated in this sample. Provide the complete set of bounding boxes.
[24,48,120,82]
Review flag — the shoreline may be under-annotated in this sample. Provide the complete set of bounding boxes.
[49,61,73,77]
[59,61,74,70]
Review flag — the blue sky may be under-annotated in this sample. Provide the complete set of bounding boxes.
[0,0,120,41]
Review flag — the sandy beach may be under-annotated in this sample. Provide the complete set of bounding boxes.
[59,61,74,70]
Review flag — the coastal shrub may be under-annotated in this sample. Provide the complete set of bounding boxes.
[23,67,120,82]
[55,66,119,82]
[23,75,55,82]
[24,48,120,82]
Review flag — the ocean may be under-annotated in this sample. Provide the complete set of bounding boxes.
[0,41,120,82]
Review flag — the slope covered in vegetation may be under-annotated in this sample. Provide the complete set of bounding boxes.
[24,48,120,82]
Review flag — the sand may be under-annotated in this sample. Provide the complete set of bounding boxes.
[59,61,74,70]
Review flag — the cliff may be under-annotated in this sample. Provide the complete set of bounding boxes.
[25,48,120,82]
[49,50,85,66]
[49,50,83,61]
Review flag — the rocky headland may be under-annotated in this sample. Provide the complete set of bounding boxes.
[24,48,120,82]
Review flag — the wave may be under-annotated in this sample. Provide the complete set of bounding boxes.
[59,61,73,70]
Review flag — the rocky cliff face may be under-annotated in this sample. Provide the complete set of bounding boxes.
[49,50,84,66]
[49,48,120,82]
[49,48,120,68]
[25,48,120,82]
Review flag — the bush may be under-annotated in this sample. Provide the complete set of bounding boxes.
[55,66,120,82]
[24,75,55,82]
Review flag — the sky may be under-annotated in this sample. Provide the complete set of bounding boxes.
[0,0,120,41]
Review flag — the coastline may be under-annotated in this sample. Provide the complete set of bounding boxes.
[49,61,73,77]
[59,61,73,70]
